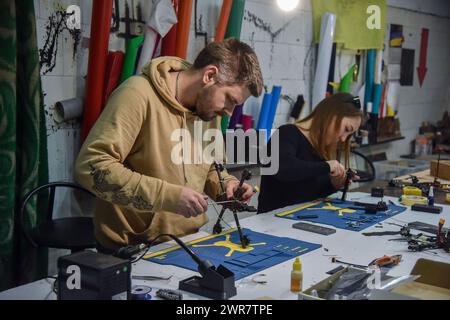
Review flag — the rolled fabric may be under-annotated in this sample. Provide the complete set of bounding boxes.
[364,49,375,108]
[228,104,243,129]
[160,0,179,56]
[256,93,273,145]
[372,83,383,115]
[379,83,387,118]
[221,116,229,133]
[120,35,145,83]
[339,64,355,93]
[386,80,399,116]
[312,12,336,109]
[81,0,113,142]
[220,0,246,133]
[54,98,84,123]
[136,29,159,74]
[265,86,282,141]
[224,0,245,39]
[327,43,337,95]
[290,95,305,121]
[175,0,193,59]
[136,0,178,72]
[374,49,383,84]
[240,114,253,131]
[103,51,125,105]
[215,0,232,41]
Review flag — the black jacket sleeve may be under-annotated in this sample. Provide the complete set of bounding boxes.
[273,125,330,182]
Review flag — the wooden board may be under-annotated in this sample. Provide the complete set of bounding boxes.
[395,169,450,184]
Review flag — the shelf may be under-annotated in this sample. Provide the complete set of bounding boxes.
[354,136,405,149]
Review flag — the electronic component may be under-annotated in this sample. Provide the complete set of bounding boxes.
[156,288,183,300]
[411,204,443,214]
[292,222,336,235]
[371,187,384,198]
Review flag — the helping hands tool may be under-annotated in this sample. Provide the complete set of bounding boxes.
[211,162,257,248]
[340,168,356,202]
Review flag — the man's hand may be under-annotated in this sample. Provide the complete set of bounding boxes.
[176,187,208,218]
[225,180,254,203]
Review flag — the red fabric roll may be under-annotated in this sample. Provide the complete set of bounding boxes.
[240,114,253,132]
[215,0,232,41]
[160,0,179,56]
[175,0,193,59]
[81,0,113,142]
[103,51,125,108]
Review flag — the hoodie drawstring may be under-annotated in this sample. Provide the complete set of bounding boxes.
[181,112,188,184]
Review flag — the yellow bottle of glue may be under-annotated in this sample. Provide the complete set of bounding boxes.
[290,257,303,293]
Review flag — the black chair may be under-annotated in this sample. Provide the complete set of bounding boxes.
[350,150,376,182]
[19,182,96,252]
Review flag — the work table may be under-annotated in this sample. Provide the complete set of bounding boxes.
[1,192,449,300]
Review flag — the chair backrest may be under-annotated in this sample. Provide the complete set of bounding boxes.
[19,182,95,247]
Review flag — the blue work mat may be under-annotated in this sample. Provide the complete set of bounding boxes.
[275,198,407,232]
[144,228,321,280]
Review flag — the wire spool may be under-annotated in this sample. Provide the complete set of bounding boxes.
[400,195,428,206]
[131,285,152,300]
[402,186,422,196]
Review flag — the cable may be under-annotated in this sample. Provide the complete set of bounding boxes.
[128,233,214,278]
[210,201,234,230]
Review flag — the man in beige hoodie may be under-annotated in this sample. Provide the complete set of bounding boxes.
[74,39,264,251]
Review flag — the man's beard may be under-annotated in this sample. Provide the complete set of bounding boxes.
[193,106,215,121]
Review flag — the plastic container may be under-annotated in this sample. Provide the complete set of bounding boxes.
[373,159,429,181]
[291,257,303,293]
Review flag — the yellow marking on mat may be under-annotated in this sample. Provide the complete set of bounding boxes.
[144,228,239,259]
[306,202,356,216]
[192,235,266,257]
[275,200,324,217]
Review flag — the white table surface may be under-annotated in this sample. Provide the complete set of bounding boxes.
[1,192,449,300]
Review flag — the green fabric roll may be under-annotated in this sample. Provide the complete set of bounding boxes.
[224,0,245,40]
[221,0,245,133]
[120,35,145,83]
[221,115,230,133]
[339,64,356,93]
[0,0,49,290]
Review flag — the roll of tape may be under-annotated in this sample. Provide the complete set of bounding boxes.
[402,186,422,196]
[131,285,152,300]
[400,195,428,206]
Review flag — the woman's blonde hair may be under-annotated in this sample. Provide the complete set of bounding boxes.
[296,93,363,168]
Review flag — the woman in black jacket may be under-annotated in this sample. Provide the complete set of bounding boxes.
[258,93,363,213]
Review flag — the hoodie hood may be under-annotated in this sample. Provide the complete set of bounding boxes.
[142,56,192,114]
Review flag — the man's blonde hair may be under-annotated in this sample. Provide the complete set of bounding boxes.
[193,38,263,97]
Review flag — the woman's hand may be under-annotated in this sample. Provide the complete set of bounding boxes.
[330,170,361,190]
[326,160,346,178]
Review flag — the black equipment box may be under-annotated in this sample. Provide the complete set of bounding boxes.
[57,250,131,300]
